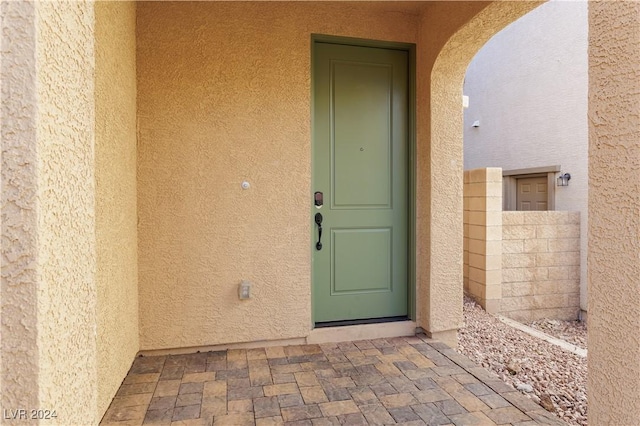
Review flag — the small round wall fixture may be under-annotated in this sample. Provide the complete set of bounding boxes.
[557,173,571,187]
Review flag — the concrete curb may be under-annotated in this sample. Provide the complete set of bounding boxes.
[496,315,587,358]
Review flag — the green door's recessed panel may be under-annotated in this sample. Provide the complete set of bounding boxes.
[332,228,392,294]
[332,61,392,209]
[313,41,409,323]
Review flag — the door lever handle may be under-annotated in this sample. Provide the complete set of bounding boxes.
[315,213,323,250]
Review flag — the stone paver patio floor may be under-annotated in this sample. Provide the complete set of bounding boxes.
[101,334,564,426]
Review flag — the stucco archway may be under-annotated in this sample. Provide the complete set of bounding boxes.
[423,1,640,423]
[416,1,543,344]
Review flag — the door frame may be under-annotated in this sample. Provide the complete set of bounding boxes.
[310,34,417,325]
[503,165,561,211]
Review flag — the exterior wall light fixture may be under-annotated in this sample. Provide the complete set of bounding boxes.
[557,173,571,187]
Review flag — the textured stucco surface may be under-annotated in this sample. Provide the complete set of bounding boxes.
[2,1,98,423]
[137,1,543,351]
[1,0,40,413]
[587,1,640,423]
[417,1,542,339]
[2,0,637,424]
[34,1,98,423]
[463,0,589,311]
[137,1,424,350]
[95,1,139,419]
[0,1,635,423]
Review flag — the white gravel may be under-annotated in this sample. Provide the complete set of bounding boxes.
[457,297,587,426]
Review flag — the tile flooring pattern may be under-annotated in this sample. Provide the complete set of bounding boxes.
[101,335,565,426]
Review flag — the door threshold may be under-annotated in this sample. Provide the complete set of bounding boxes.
[315,316,409,328]
[306,320,417,344]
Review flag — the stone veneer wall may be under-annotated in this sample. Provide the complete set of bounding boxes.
[502,212,580,321]
[463,168,581,321]
[463,168,503,313]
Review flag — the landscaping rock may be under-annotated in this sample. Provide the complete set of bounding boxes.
[457,297,587,426]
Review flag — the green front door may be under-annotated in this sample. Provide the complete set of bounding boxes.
[312,41,409,324]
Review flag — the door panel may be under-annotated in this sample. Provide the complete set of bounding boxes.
[517,176,548,211]
[332,228,392,294]
[333,61,392,208]
[313,42,408,323]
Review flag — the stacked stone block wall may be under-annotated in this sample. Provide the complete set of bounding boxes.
[464,168,581,321]
[501,211,580,321]
[463,168,503,313]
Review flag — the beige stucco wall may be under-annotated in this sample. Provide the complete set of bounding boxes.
[2,0,639,424]
[2,1,99,423]
[588,1,640,423]
[2,1,136,422]
[17,2,640,424]
[418,1,542,341]
[95,1,139,418]
[417,1,487,342]
[137,1,424,350]
[35,1,98,423]
[137,1,542,350]
[1,0,40,414]
[463,0,589,312]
